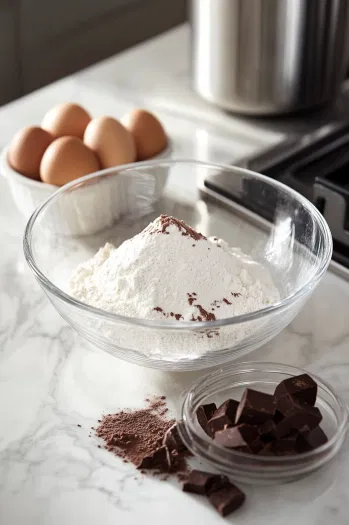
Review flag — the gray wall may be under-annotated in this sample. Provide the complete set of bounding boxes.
[0,0,186,106]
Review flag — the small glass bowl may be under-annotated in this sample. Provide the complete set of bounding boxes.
[180,362,348,484]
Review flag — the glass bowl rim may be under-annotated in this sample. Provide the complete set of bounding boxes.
[180,361,349,465]
[23,158,333,330]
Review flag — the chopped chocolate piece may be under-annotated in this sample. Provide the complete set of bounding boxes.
[138,446,171,471]
[183,470,229,495]
[258,441,296,457]
[207,475,231,495]
[208,484,245,517]
[214,424,262,453]
[258,442,276,456]
[235,389,276,426]
[163,423,187,453]
[261,433,299,456]
[273,395,322,439]
[297,426,328,453]
[258,442,279,456]
[258,431,299,456]
[273,410,284,424]
[275,393,296,416]
[208,399,239,433]
[202,403,217,420]
[258,420,277,438]
[278,431,299,451]
[196,403,217,436]
[274,373,317,406]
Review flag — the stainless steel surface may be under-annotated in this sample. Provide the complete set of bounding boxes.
[191,0,349,115]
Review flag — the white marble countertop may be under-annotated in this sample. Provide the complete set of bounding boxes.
[1,24,349,525]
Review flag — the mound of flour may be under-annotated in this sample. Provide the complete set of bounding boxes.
[69,215,279,329]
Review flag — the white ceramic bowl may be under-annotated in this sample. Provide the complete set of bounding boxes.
[1,141,172,221]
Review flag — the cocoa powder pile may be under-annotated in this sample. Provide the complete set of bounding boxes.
[96,396,188,476]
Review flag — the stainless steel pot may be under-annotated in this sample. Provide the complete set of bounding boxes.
[191,0,349,115]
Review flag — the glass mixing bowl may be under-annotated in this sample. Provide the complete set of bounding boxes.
[23,160,332,371]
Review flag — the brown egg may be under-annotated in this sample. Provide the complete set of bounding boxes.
[121,109,168,160]
[8,126,54,180]
[83,116,136,169]
[42,103,91,139]
[40,136,100,186]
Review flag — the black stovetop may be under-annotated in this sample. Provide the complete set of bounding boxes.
[206,119,349,269]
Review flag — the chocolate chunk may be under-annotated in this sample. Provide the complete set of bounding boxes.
[297,426,328,453]
[201,403,217,420]
[273,410,284,424]
[208,484,245,517]
[274,373,317,406]
[258,442,276,456]
[274,395,322,439]
[208,399,239,433]
[163,423,186,452]
[196,403,217,436]
[214,424,262,453]
[278,431,299,451]
[259,430,299,456]
[207,475,231,495]
[276,393,296,416]
[258,441,296,457]
[235,389,276,426]
[258,420,277,439]
[183,470,229,495]
[138,446,171,471]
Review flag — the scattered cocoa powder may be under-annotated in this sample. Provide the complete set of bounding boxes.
[95,396,189,480]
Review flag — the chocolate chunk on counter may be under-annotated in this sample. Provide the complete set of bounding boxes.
[196,403,217,436]
[208,475,231,495]
[274,373,317,406]
[235,389,276,426]
[183,470,229,495]
[208,484,245,517]
[138,446,171,471]
[163,422,187,452]
[274,395,322,439]
[208,399,239,433]
[214,424,262,453]
[297,426,328,453]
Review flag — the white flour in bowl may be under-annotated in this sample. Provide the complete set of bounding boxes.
[68,215,280,359]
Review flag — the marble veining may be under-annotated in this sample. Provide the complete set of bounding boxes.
[1,26,349,525]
